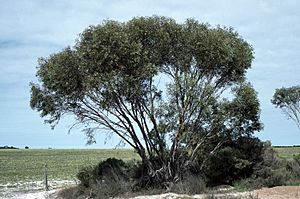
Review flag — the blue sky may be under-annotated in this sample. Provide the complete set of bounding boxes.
[0,0,300,148]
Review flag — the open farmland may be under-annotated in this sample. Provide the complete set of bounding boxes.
[273,146,300,159]
[1,147,300,198]
[0,148,139,183]
[0,148,139,197]
[1,147,299,184]
[1,147,300,182]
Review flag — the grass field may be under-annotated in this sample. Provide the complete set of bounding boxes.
[273,146,300,159]
[1,146,300,185]
[0,148,139,184]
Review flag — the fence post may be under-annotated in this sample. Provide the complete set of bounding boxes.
[44,163,49,191]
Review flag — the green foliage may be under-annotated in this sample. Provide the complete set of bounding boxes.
[224,83,262,137]
[284,154,300,185]
[200,141,300,190]
[286,159,300,178]
[293,154,300,164]
[233,179,251,192]
[196,137,263,186]
[77,158,129,187]
[77,158,130,198]
[272,86,300,107]
[271,86,300,129]
[248,142,289,188]
[77,166,94,188]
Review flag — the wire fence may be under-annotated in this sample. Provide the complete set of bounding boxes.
[0,162,79,194]
[0,148,137,197]
[0,164,81,198]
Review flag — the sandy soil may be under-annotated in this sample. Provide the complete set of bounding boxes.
[253,186,300,199]
[4,186,300,199]
[0,190,58,199]
[130,192,251,199]
[0,180,74,199]
[133,187,300,199]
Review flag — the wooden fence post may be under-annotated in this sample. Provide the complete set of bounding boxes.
[44,163,49,191]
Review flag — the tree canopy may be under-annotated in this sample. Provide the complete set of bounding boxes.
[272,86,300,130]
[30,16,262,185]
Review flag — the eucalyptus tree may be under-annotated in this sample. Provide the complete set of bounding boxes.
[30,16,262,186]
[272,86,300,130]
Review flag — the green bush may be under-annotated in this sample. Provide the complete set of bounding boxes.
[249,141,288,188]
[200,136,264,186]
[76,158,131,198]
[77,166,94,188]
[293,154,300,165]
[285,156,300,185]
[193,138,296,189]
[286,159,300,178]
[233,179,251,192]
[94,158,128,182]
[77,158,129,186]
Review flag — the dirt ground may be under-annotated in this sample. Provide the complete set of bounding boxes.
[253,186,300,199]
[126,186,300,199]
[6,185,300,199]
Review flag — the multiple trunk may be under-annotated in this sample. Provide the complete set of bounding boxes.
[74,66,227,186]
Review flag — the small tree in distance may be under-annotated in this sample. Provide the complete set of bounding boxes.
[30,16,262,187]
[272,86,300,130]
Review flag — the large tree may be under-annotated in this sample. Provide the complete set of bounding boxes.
[30,16,262,186]
[272,86,300,130]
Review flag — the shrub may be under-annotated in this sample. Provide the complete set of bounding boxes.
[76,158,131,198]
[285,157,300,185]
[77,158,129,187]
[171,174,206,194]
[89,178,130,198]
[249,141,288,188]
[287,159,300,178]
[293,154,300,165]
[203,147,244,185]
[200,136,264,186]
[77,166,94,188]
[93,158,128,182]
[233,179,251,192]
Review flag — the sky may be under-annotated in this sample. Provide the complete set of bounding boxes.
[0,0,300,148]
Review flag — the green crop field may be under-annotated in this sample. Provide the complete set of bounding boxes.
[0,149,139,184]
[1,146,299,185]
[274,146,300,159]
